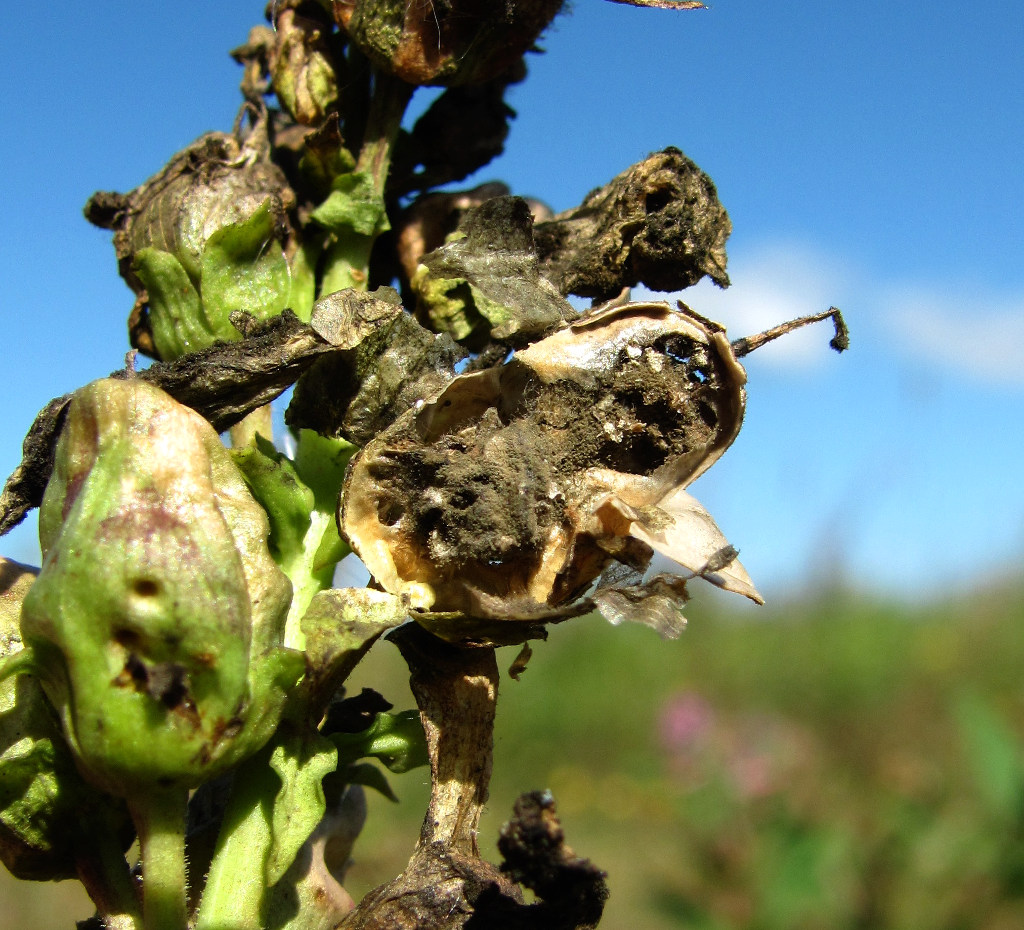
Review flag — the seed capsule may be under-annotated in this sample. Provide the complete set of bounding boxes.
[341,301,761,629]
[21,379,302,797]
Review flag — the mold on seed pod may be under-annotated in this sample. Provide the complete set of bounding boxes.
[341,301,769,641]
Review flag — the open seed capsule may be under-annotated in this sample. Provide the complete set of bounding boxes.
[341,301,762,632]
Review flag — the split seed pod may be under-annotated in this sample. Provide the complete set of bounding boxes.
[341,301,765,637]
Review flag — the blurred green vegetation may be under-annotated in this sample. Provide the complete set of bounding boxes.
[4,579,1024,929]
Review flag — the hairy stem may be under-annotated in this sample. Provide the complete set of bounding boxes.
[129,789,189,930]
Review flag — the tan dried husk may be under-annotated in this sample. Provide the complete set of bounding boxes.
[341,301,762,641]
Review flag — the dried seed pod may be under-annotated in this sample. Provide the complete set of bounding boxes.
[533,148,732,300]
[341,301,761,631]
[268,7,342,125]
[84,125,313,360]
[332,0,565,86]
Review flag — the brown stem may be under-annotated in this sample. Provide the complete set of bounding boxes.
[391,623,498,857]
[355,72,414,196]
[340,624,609,929]
[730,306,849,357]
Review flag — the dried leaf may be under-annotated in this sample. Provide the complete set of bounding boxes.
[288,292,466,445]
[0,300,390,537]
[419,195,574,344]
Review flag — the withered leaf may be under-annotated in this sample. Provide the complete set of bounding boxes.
[388,67,524,198]
[0,299,394,537]
[591,573,690,640]
[419,195,575,344]
[287,294,467,446]
[533,148,731,300]
[308,286,404,348]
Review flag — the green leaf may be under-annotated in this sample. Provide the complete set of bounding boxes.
[293,429,356,572]
[195,746,278,930]
[310,172,389,237]
[292,429,357,514]
[265,730,338,887]
[955,691,1024,821]
[330,710,428,775]
[300,589,408,706]
[233,435,315,569]
[288,240,321,323]
[132,247,206,359]
[233,434,356,652]
[201,200,293,332]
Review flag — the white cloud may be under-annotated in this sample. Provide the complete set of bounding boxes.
[881,286,1024,388]
[638,239,1024,389]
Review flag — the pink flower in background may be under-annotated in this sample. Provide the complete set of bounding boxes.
[659,692,716,756]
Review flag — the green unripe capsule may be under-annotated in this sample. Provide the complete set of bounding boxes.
[21,379,303,799]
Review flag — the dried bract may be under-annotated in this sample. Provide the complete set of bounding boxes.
[414,195,574,346]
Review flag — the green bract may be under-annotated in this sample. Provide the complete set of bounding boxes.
[0,559,134,881]
[20,379,304,798]
[232,429,356,650]
[311,171,390,296]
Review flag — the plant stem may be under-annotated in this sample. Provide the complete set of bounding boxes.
[129,788,189,930]
[391,623,499,857]
[355,72,413,196]
[75,830,142,930]
[194,748,279,930]
[229,404,273,449]
[319,71,412,299]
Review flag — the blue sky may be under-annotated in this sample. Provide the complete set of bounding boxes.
[1,1,1022,602]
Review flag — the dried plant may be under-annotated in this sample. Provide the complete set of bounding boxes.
[0,2,845,928]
